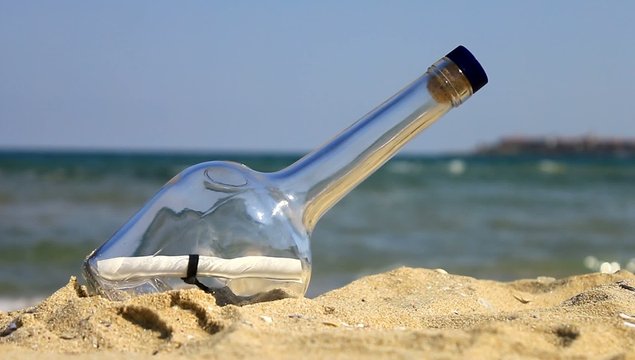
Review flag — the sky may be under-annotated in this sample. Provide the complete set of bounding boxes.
[1,1,634,154]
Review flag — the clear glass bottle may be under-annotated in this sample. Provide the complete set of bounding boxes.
[83,45,488,304]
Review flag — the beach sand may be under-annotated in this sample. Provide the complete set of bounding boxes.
[1,267,635,359]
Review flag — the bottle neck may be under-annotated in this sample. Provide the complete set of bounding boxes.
[272,57,474,232]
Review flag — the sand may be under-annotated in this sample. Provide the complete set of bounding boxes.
[1,267,635,359]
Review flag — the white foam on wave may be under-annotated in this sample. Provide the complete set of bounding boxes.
[538,159,565,174]
[584,255,635,274]
[447,159,466,175]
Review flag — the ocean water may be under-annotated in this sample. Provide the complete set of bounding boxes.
[1,150,634,310]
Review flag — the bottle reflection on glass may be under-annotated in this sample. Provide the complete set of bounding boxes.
[83,45,488,305]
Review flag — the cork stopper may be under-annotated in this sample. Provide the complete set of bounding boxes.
[427,46,488,106]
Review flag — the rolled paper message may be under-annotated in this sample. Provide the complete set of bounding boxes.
[96,255,304,282]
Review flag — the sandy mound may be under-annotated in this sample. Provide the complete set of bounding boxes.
[2,268,635,359]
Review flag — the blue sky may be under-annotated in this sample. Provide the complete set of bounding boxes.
[1,1,634,153]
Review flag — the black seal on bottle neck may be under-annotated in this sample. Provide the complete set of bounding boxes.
[445,45,488,93]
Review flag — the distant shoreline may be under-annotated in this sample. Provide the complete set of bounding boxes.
[476,136,635,157]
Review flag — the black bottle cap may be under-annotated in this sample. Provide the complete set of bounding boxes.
[445,45,488,93]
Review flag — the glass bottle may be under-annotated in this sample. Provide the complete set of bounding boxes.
[83,45,488,305]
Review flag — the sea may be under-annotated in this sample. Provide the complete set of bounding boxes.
[1,150,634,311]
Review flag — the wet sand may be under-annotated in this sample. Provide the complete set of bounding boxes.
[2,267,635,359]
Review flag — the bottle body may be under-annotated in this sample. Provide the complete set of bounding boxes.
[84,161,312,303]
[83,46,487,304]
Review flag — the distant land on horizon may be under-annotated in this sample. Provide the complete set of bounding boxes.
[476,135,635,157]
